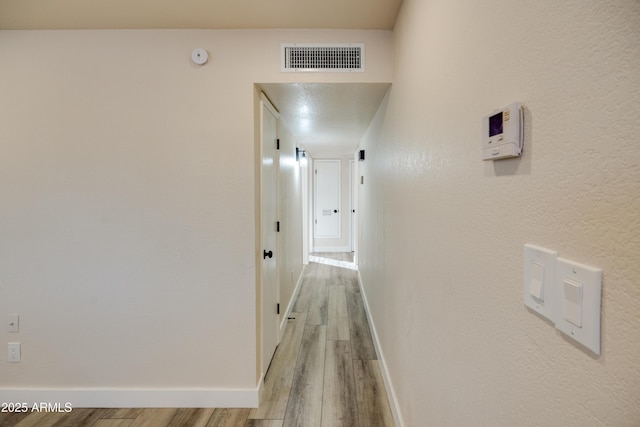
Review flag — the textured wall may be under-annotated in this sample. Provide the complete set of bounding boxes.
[358,0,640,425]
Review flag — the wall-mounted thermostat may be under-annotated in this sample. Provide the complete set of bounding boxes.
[191,48,209,65]
[482,102,524,160]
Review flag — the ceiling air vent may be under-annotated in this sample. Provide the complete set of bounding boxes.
[281,43,365,72]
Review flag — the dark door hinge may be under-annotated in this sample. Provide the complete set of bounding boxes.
[276,221,280,232]
[276,139,280,150]
[277,303,280,315]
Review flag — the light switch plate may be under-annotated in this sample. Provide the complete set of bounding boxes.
[562,279,583,327]
[555,257,602,355]
[8,314,19,333]
[524,244,557,321]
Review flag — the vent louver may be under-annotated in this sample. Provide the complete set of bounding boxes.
[281,43,365,72]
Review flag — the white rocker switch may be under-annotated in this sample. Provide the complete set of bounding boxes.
[524,244,557,321]
[563,279,583,327]
[555,257,601,355]
[529,262,544,300]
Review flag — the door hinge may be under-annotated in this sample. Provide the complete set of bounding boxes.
[276,221,280,232]
[277,303,280,315]
[276,139,280,150]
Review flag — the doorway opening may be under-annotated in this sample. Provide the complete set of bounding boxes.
[254,82,390,387]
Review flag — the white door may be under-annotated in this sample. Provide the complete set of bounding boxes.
[350,160,355,252]
[260,96,279,376]
[314,160,341,238]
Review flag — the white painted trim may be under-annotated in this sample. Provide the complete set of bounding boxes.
[312,246,351,253]
[260,92,280,119]
[307,157,315,259]
[314,159,341,240]
[349,159,355,253]
[279,266,306,334]
[0,387,259,408]
[356,270,405,427]
[302,160,310,265]
[352,152,359,266]
[256,374,265,405]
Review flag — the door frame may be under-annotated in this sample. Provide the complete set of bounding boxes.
[349,159,355,253]
[313,159,342,240]
[258,92,280,384]
[352,154,359,265]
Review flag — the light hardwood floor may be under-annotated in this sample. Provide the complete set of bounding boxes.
[0,259,394,427]
[310,252,355,263]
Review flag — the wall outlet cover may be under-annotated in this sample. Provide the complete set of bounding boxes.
[8,342,21,362]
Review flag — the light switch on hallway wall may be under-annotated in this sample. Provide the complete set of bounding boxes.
[7,314,19,333]
[529,262,545,300]
[524,244,557,321]
[524,245,603,356]
[555,257,602,355]
[562,279,583,327]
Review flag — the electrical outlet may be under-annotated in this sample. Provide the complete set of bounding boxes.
[8,342,21,362]
[8,314,19,333]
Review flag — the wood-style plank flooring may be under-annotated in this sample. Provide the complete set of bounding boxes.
[0,254,394,427]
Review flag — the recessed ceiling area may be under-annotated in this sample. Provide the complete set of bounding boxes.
[0,0,402,30]
[259,83,390,158]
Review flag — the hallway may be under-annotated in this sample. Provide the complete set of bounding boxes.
[250,258,394,426]
[0,260,394,427]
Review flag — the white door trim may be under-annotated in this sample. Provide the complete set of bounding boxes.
[260,92,280,119]
[314,159,341,239]
[258,94,280,384]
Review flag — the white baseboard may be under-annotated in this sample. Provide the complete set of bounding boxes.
[0,387,259,408]
[356,270,405,427]
[280,266,306,334]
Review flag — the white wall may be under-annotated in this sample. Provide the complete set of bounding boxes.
[359,1,640,425]
[0,28,392,406]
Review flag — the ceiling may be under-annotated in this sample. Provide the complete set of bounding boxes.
[0,0,402,30]
[259,83,390,157]
[0,0,400,158]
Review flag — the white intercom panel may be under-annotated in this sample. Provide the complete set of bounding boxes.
[482,102,524,160]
